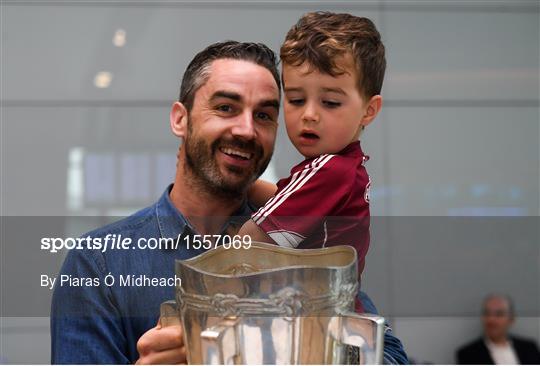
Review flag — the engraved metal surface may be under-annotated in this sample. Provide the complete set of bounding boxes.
[178,283,358,317]
[161,242,384,364]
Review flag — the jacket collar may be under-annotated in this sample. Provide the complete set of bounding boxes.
[155,184,253,245]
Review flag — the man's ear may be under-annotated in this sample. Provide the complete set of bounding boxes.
[360,95,383,127]
[170,101,189,138]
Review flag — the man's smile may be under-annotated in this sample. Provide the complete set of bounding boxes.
[218,146,253,160]
[217,145,256,169]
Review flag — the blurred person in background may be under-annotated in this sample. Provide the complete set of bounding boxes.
[456,294,540,364]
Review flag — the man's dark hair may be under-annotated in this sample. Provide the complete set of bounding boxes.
[179,41,280,111]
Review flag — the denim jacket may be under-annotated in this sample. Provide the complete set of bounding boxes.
[51,185,408,364]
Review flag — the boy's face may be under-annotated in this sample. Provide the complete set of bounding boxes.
[282,57,373,158]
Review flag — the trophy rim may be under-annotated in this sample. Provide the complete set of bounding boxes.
[176,241,358,279]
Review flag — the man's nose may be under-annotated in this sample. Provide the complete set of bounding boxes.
[301,102,319,123]
[231,111,256,140]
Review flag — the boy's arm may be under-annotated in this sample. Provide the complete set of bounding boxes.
[237,219,277,245]
[250,157,357,248]
[248,179,277,208]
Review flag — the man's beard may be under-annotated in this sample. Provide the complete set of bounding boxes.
[184,124,272,199]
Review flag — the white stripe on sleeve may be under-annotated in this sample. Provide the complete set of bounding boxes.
[254,154,335,225]
[252,155,327,222]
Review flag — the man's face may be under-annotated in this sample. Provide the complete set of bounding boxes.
[482,297,514,341]
[184,59,279,197]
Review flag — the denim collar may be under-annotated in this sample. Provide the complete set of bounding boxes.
[155,184,254,245]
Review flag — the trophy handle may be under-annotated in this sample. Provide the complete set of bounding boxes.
[329,312,385,365]
[159,300,181,327]
[201,316,240,365]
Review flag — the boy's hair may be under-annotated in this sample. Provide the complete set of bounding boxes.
[280,12,386,99]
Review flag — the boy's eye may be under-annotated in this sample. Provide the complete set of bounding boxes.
[288,99,305,106]
[323,100,341,108]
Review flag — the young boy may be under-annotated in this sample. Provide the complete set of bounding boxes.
[239,11,385,294]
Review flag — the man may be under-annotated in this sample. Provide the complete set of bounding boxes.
[456,294,540,364]
[51,41,408,364]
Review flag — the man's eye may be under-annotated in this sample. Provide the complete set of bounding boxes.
[256,112,273,121]
[323,100,341,108]
[288,99,304,106]
[216,104,233,113]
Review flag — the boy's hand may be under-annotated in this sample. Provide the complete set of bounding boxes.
[237,219,276,245]
[248,179,277,208]
[136,319,187,364]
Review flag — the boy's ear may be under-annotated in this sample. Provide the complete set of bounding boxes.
[360,95,383,127]
[170,101,189,138]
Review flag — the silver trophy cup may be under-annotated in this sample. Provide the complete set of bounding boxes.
[161,242,384,364]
